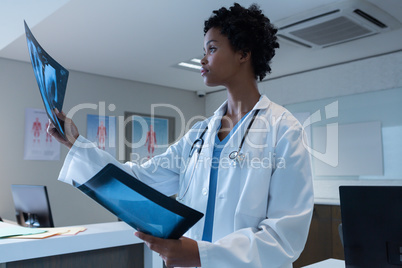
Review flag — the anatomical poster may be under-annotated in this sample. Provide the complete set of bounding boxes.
[24,108,60,161]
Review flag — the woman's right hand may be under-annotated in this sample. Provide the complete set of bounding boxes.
[47,109,79,149]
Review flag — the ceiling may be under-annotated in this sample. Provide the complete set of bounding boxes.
[1,0,401,94]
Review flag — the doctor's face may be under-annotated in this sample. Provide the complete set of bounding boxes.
[201,28,242,87]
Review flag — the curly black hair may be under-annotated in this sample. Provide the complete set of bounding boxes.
[204,3,279,81]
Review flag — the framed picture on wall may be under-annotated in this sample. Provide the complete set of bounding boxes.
[24,108,60,160]
[124,112,175,163]
[86,114,116,158]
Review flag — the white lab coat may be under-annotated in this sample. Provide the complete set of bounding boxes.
[58,95,314,268]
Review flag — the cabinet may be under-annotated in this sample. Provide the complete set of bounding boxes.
[293,204,344,268]
[5,244,143,268]
[0,222,163,268]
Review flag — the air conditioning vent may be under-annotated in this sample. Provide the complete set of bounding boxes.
[276,34,312,48]
[275,0,401,49]
[279,10,340,30]
[353,9,387,28]
[290,16,373,46]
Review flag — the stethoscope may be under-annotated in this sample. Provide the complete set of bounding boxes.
[177,109,260,201]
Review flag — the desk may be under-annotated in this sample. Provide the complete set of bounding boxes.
[0,221,163,268]
[302,258,345,268]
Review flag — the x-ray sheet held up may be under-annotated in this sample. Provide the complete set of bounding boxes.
[24,21,68,140]
[73,163,204,239]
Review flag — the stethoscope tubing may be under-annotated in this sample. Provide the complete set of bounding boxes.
[189,126,208,158]
[177,109,260,201]
[229,109,260,160]
[177,127,208,201]
[178,151,201,201]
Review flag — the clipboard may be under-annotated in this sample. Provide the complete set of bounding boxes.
[73,163,204,239]
[24,21,69,140]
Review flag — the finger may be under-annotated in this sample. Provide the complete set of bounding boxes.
[46,119,55,132]
[47,119,55,128]
[47,125,58,136]
[135,231,154,250]
[47,120,60,136]
[135,232,167,254]
[54,108,67,121]
[135,232,160,243]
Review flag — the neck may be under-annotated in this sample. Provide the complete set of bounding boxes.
[225,81,260,117]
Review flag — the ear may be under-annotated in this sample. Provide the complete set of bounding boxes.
[239,50,251,63]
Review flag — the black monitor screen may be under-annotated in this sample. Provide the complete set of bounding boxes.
[11,185,54,228]
[340,186,402,268]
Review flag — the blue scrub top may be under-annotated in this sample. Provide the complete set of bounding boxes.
[202,112,251,242]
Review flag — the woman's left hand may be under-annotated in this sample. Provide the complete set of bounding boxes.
[135,232,201,268]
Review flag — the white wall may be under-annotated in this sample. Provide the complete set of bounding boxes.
[205,51,402,203]
[0,57,205,226]
[206,51,402,113]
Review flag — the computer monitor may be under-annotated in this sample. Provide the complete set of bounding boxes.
[11,185,54,228]
[339,186,402,268]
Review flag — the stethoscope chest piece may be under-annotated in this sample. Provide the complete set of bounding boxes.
[228,151,238,160]
[229,151,245,166]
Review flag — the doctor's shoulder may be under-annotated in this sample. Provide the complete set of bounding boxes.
[266,101,305,136]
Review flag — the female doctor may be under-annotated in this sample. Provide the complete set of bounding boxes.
[49,3,314,268]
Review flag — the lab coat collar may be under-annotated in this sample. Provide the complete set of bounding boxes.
[213,94,271,116]
[201,95,271,159]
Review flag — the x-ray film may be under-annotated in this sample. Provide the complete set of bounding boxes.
[73,163,204,239]
[24,21,68,140]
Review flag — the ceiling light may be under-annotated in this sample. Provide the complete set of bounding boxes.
[178,62,201,70]
[174,57,203,72]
